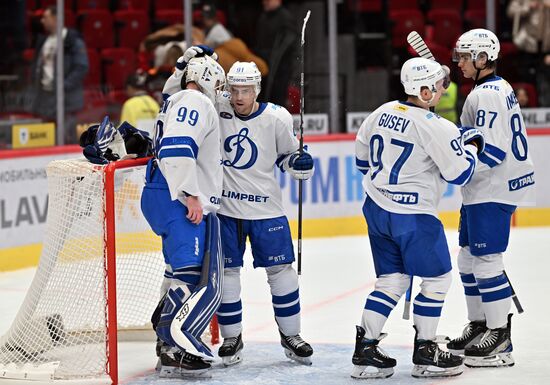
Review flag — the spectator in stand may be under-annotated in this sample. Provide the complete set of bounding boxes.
[120,73,159,137]
[255,0,298,107]
[31,5,88,144]
[201,3,232,48]
[514,86,531,108]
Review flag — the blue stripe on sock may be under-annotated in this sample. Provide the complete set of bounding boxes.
[413,304,443,317]
[272,289,299,305]
[460,273,476,284]
[477,274,508,290]
[415,293,444,304]
[218,300,242,313]
[274,302,301,317]
[465,286,481,296]
[480,286,512,303]
[217,313,242,325]
[365,299,393,317]
[369,291,398,306]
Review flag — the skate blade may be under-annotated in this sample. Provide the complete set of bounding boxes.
[284,349,312,366]
[222,352,243,367]
[464,353,514,368]
[351,365,394,379]
[411,364,463,378]
[159,366,212,379]
[155,358,161,372]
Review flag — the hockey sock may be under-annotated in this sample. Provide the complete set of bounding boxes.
[362,290,398,339]
[412,292,444,340]
[477,274,512,329]
[217,267,243,338]
[461,273,485,322]
[267,265,300,336]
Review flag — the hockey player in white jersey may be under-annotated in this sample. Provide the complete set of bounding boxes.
[140,55,226,378]
[353,57,484,379]
[447,29,536,368]
[215,61,314,366]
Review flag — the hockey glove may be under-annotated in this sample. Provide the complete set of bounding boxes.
[181,45,218,67]
[461,127,485,154]
[118,121,153,158]
[288,152,314,180]
[81,116,127,164]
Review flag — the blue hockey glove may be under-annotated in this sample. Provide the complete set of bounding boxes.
[288,152,314,180]
[461,127,485,154]
[118,121,153,158]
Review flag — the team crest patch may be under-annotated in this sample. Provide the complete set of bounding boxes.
[220,112,233,119]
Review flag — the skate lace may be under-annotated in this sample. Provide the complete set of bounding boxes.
[221,336,239,349]
[435,347,453,362]
[474,329,498,349]
[286,335,306,348]
[373,345,392,360]
[455,323,475,342]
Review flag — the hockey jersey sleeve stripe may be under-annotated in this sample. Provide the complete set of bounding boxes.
[355,157,370,174]
[158,147,196,160]
[443,152,476,185]
[478,152,499,168]
[160,136,199,158]
[484,143,506,162]
[275,153,292,171]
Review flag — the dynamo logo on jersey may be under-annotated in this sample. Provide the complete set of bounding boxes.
[223,127,258,169]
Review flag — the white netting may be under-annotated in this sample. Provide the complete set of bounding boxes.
[0,159,169,381]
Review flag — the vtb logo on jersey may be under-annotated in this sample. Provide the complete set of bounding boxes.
[223,127,258,169]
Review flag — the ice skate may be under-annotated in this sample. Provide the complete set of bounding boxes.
[447,320,488,354]
[279,331,313,365]
[159,348,212,378]
[412,326,463,378]
[351,326,396,379]
[218,333,244,366]
[464,314,514,368]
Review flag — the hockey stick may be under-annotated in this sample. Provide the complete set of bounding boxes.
[406,31,435,61]
[297,10,311,276]
[503,270,524,314]
[402,276,413,320]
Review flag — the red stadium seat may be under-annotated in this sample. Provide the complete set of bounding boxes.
[101,48,137,90]
[464,9,486,29]
[114,10,150,49]
[512,82,538,108]
[84,48,101,87]
[427,9,463,48]
[430,0,464,10]
[286,85,300,114]
[78,9,114,49]
[75,0,110,11]
[156,0,182,11]
[117,0,151,11]
[388,0,419,11]
[155,9,184,27]
[347,0,383,13]
[465,0,490,10]
[407,40,452,68]
[40,0,74,10]
[64,9,76,28]
[389,10,425,48]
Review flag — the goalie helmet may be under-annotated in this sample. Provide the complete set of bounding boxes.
[453,28,500,62]
[400,57,445,98]
[183,55,226,104]
[227,61,262,97]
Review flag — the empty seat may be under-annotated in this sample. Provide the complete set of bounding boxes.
[389,9,425,48]
[78,9,114,49]
[101,47,137,89]
[75,0,110,11]
[388,0,419,11]
[427,9,462,48]
[114,9,150,49]
[429,0,464,10]
[117,0,151,11]
[347,0,383,12]
[85,48,101,87]
[155,9,184,27]
[156,0,183,11]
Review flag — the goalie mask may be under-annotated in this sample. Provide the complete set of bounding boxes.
[453,28,500,62]
[227,61,262,98]
[400,57,445,103]
[183,55,226,105]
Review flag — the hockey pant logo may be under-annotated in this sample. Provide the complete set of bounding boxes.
[156,214,223,359]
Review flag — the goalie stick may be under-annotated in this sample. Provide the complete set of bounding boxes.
[297,10,311,276]
[406,31,524,315]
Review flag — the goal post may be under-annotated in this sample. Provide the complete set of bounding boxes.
[0,158,218,384]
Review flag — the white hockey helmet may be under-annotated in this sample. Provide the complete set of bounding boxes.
[227,61,262,97]
[183,55,226,104]
[453,28,500,62]
[400,57,446,99]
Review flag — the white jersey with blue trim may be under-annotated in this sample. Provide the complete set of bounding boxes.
[460,75,535,206]
[153,89,222,214]
[356,100,478,217]
[217,93,299,220]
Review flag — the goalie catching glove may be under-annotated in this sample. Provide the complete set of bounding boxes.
[80,116,153,164]
[460,126,485,154]
[287,152,314,180]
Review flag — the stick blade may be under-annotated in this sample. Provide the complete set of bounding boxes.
[406,30,435,61]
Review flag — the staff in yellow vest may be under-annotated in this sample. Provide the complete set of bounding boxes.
[435,81,458,124]
[120,73,160,136]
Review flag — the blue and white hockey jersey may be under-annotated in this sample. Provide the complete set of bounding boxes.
[217,93,299,219]
[153,89,222,214]
[460,75,536,206]
[356,101,477,217]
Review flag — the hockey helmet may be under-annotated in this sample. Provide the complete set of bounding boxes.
[227,61,262,97]
[453,28,500,62]
[183,55,226,104]
[400,57,446,99]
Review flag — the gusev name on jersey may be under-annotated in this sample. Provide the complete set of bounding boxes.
[217,92,299,220]
[154,89,222,214]
[460,76,536,206]
[356,101,477,217]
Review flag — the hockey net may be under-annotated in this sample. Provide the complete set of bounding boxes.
[0,158,218,383]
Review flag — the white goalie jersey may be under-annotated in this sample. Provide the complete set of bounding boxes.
[217,93,299,219]
[356,101,477,217]
[154,89,222,214]
[460,76,536,206]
